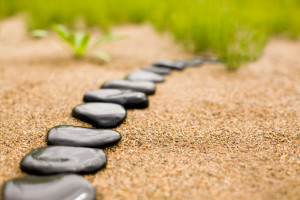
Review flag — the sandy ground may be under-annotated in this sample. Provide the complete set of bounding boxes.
[0,16,299,200]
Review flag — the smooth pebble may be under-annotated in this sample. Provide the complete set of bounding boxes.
[2,174,95,200]
[72,103,126,128]
[20,146,107,175]
[47,125,121,148]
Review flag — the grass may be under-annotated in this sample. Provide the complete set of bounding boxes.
[1,0,300,69]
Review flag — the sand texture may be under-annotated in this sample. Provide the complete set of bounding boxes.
[0,16,299,200]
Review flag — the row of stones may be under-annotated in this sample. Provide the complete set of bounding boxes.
[2,58,214,200]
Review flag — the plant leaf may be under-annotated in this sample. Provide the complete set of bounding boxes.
[52,24,75,48]
[52,24,70,40]
[91,34,125,48]
[73,32,90,57]
[92,51,111,62]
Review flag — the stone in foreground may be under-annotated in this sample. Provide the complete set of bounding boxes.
[72,103,126,128]
[83,89,148,109]
[153,59,186,70]
[2,174,95,200]
[20,146,106,175]
[142,66,171,75]
[101,80,155,95]
[126,70,165,83]
[47,125,121,148]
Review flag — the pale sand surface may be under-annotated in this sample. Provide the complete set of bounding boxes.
[0,16,299,200]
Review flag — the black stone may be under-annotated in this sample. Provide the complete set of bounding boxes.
[83,89,148,109]
[72,103,126,128]
[142,66,171,75]
[2,174,95,200]
[186,58,204,66]
[201,57,219,62]
[101,80,155,95]
[153,59,186,70]
[175,60,188,68]
[47,125,121,148]
[176,58,204,67]
[189,57,219,64]
[20,146,106,175]
[126,70,165,83]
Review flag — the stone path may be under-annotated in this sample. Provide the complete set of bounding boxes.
[2,58,212,200]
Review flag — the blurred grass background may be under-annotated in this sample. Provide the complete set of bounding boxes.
[1,0,300,69]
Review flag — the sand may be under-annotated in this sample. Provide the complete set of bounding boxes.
[0,16,299,200]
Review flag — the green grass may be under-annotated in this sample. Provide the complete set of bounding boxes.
[1,0,300,69]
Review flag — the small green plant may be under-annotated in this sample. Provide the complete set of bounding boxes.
[52,24,123,61]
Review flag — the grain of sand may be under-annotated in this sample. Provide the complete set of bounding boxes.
[0,16,299,200]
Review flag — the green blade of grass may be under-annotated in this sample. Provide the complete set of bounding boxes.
[72,32,90,57]
[90,34,124,48]
[52,24,70,40]
[92,51,111,61]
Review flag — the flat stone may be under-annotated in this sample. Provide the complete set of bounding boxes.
[2,174,95,200]
[72,103,126,128]
[83,89,148,109]
[142,66,171,75]
[176,58,204,67]
[201,57,219,62]
[47,125,121,148]
[185,58,204,66]
[174,60,188,68]
[20,146,106,175]
[153,59,186,70]
[101,80,155,95]
[126,70,165,83]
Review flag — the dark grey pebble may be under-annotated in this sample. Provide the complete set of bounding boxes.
[175,58,204,67]
[47,125,121,148]
[193,57,218,63]
[126,70,165,83]
[174,60,188,68]
[142,66,171,75]
[83,89,148,109]
[20,146,106,175]
[201,57,219,62]
[153,59,186,70]
[72,103,126,128]
[2,174,95,200]
[101,80,155,95]
[186,58,204,66]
